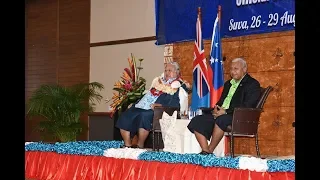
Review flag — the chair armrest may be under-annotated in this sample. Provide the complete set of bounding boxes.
[153,106,179,130]
[234,107,262,111]
[154,106,180,116]
[233,108,262,121]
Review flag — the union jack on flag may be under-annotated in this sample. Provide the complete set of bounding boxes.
[191,14,211,110]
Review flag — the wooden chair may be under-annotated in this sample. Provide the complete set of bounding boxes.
[149,106,179,151]
[144,85,188,151]
[225,86,273,158]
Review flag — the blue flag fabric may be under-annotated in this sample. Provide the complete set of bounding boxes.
[208,13,224,107]
[190,13,211,111]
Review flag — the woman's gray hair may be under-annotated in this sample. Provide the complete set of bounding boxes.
[232,57,247,70]
[167,61,180,75]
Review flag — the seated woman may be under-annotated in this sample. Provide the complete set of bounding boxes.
[116,62,191,148]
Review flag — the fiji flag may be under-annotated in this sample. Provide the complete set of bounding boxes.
[208,13,224,107]
[191,13,211,111]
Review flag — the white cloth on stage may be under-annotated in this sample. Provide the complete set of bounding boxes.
[160,113,226,156]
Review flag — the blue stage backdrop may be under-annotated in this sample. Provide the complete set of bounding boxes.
[221,0,295,38]
[155,0,219,45]
[155,0,295,45]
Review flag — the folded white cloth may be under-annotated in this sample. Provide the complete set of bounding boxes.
[103,148,147,160]
[25,142,34,145]
[160,111,178,153]
[239,156,268,172]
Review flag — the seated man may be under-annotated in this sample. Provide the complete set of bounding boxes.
[116,61,191,148]
[187,57,261,154]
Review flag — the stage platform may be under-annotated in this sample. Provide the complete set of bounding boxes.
[25,141,295,180]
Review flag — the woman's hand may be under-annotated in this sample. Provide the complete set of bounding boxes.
[150,103,162,110]
[182,80,191,89]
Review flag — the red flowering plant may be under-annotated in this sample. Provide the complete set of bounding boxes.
[109,53,146,116]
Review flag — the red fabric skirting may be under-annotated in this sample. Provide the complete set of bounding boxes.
[25,151,295,180]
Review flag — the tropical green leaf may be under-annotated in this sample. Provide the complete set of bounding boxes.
[26,82,104,142]
[112,87,125,93]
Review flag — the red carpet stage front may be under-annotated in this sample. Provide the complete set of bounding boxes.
[25,141,295,180]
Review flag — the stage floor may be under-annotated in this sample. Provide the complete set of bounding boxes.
[145,148,294,159]
[25,141,295,180]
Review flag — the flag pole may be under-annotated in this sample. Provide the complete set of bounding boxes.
[218,5,221,26]
[198,7,202,27]
[198,7,206,62]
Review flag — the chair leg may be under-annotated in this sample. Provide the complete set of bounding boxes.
[155,132,158,151]
[157,132,161,151]
[152,131,155,151]
[228,136,232,156]
[155,132,157,151]
[230,134,234,158]
[255,134,260,158]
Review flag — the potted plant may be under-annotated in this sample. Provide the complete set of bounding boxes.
[26,82,104,142]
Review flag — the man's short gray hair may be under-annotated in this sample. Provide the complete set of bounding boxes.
[232,57,247,69]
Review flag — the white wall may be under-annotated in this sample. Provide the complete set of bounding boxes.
[90,42,164,112]
[91,0,156,43]
[90,0,165,112]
